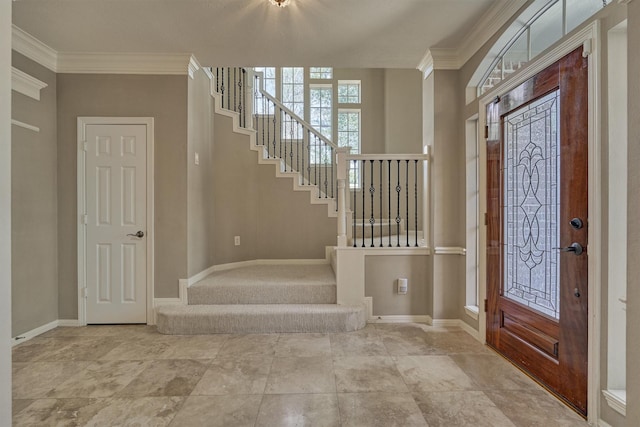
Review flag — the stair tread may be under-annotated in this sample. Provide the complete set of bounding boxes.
[191,264,336,288]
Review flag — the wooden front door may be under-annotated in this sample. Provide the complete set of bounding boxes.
[486,47,588,415]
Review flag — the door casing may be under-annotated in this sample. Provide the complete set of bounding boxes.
[77,117,155,325]
[476,21,601,422]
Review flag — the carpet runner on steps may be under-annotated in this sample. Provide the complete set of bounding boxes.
[156,264,366,334]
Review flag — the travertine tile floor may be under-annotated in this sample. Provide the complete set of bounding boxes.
[11,323,589,426]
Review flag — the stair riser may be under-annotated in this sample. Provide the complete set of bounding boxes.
[189,284,337,305]
[157,310,365,334]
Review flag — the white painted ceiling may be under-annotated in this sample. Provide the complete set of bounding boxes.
[12,0,502,68]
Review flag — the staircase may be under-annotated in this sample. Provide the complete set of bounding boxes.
[156,264,366,334]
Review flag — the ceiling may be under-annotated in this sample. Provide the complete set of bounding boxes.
[12,0,512,69]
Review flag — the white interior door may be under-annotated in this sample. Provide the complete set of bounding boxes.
[85,123,147,323]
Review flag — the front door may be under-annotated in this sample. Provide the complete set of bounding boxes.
[85,123,148,324]
[486,47,588,415]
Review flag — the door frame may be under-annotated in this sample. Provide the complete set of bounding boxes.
[477,21,601,421]
[77,117,155,326]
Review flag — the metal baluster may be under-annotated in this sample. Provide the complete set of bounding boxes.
[388,160,392,247]
[296,123,300,174]
[227,68,231,110]
[221,68,225,109]
[361,160,366,247]
[238,68,245,127]
[283,112,288,171]
[216,68,219,93]
[306,130,311,185]
[324,145,328,198]
[379,160,383,247]
[289,116,294,172]
[369,160,375,247]
[406,160,409,247]
[396,160,401,247]
[353,160,357,247]
[272,103,276,158]
[415,160,419,247]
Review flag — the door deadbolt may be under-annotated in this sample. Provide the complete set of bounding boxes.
[127,231,145,238]
[569,218,583,230]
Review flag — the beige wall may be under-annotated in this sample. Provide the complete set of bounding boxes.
[365,255,430,316]
[11,52,58,335]
[384,69,423,154]
[187,69,216,276]
[1,0,13,418]
[212,113,336,264]
[57,73,188,310]
[627,2,640,425]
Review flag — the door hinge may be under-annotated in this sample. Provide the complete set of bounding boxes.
[81,214,88,225]
[484,212,488,226]
[484,299,488,312]
[81,287,88,299]
[81,141,88,152]
[484,125,489,139]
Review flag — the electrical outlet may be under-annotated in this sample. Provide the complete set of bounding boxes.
[234,236,240,246]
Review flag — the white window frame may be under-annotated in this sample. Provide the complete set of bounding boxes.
[338,80,361,104]
[310,67,333,79]
[338,109,362,189]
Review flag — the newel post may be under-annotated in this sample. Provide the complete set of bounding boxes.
[336,147,350,247]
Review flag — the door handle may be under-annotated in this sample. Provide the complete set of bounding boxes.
[127,231,145,238]
[555,242,583,255]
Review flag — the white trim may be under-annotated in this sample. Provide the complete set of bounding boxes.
[11,25,57,72]
[11,67,47,100]
[77,117,155,326]
[416,1,527,72]
[11,319,81,347]
[57,52,193,75]
[434,246,466,255]
[602,390,626,416]
[57,319,80,327]
[368,315,431,324]
[598,420,613,427]
[11,320,59,347]
[188,56,200,79]
[477,20,601,424]
[428,317,481,339]
[11,119,39,133]
[464,305,479,320]
[335,247,431,256]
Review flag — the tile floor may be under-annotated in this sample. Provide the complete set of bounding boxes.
[11,323,589,426]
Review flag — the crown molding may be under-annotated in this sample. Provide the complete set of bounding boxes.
[188,55,200,79]
[417,48,459,77]
[416,0,526,72]
[618,0,634,4]
[56,52,194,75]
[457,0,527,68]
[12,66,48,100]
[12,25,58,72]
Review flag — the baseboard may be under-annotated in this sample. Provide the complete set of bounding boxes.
[57,319,80,327]
[367,315,431,324]
[12,319,79,347]
[597,420,613,427]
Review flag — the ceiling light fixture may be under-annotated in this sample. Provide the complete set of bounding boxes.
[269,0,291,7]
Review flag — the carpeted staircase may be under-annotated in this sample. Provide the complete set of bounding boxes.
[156,264,366,334]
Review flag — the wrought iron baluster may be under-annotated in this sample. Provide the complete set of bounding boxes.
[369,160,375,247]
[396,160,401,247]
[406,160,409,247]
[324,145,328,198]
[331,147,334,200]
[272,103,276,158]
[307,130,311,185]
[216,68,219,93]
[221,68,225,109]
[362,160,366,247]
[415,160,418,247]
[379,160,383,247]
[353,160,357,247]
[238,69,244,127]
[227,67,232,110]
[289,116,294,172]
[388,160,392,247]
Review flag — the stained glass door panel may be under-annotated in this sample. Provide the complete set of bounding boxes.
[503,90,560,319]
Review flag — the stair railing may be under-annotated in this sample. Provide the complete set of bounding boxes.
[337,148,431,248]
[251,70,340,201]
[212,67,251,129]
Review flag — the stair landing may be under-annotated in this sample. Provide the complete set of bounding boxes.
[156,263,366,334]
